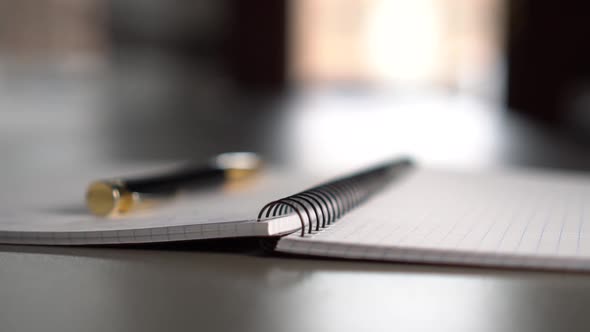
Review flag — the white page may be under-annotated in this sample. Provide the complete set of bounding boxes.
[276,167,590,271]
[0,165,322,245]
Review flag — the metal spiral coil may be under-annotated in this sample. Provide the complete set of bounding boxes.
[257,158,413,236]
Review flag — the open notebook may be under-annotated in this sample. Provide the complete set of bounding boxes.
[3,158,590,272]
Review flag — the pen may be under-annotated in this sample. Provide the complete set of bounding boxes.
[86,152,262,217]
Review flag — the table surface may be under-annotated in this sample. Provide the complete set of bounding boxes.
[3,74,590,332]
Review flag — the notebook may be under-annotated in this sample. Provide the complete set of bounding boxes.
[3,158,590,272]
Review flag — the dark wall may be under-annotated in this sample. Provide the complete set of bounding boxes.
[507,0,590,123]
[108,0,288,93]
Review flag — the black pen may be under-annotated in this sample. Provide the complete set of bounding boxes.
[86,152,262,217]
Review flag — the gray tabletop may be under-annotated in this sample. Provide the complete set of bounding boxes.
[2,75,590,332]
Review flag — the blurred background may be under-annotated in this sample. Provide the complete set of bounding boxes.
[2,0,590,175]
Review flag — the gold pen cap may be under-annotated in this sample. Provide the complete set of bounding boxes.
[86,180,142,217]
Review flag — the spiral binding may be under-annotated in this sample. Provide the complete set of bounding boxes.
[257,158,413,236]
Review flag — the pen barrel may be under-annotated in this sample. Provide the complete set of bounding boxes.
[124,167,226,195]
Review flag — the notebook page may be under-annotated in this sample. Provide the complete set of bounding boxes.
[275,168,590,271]
[0,167,320,245]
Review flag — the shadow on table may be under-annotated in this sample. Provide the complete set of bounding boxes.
[1,240,586,280]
